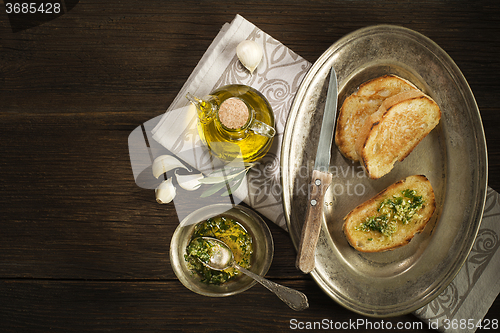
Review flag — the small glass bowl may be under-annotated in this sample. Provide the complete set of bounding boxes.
[170,204,274,297]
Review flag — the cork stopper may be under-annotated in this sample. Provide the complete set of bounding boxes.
[218,98,249,129]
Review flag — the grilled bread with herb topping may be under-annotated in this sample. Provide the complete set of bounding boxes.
[335,75,418,161]
[343,175,436,253]
[354,90,441,179]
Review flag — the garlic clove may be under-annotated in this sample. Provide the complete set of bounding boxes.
[152,155,189,179]
[175,171,203,191]
[236,40,263,74]
[155,178,176,204]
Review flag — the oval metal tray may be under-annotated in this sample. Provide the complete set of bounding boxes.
[281,25,488,317]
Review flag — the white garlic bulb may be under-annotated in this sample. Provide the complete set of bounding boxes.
[175,171,203,191]
[155,178,176,204]
[152,154,189,179]
[236,40,263,74]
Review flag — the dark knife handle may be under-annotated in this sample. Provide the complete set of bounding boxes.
[295,169,333,274]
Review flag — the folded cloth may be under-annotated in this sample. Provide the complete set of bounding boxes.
[414,187,500,333]
[149,14,499,332]
[151,14,311,229]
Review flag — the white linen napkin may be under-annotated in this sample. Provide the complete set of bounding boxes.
[414,187,500,332]
[145,14,499,332]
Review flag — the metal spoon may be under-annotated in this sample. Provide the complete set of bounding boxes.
[190,236,309,311]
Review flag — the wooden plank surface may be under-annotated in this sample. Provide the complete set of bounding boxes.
[1,0,499,332]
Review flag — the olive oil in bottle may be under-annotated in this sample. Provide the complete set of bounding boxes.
[186,84,275,163]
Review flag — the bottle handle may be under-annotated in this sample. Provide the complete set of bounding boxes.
[248,119,276,138]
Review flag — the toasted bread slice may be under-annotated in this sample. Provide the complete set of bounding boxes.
[343,175,436,253]
[355,90,441,179]
[335,75,418,161]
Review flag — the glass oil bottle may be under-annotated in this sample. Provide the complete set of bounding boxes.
[186,84,275,163]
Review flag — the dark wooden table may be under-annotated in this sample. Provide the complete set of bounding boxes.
[1,1,499,332]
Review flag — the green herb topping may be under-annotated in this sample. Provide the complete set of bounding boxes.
[184,216,253,285]
[356,189,424,237]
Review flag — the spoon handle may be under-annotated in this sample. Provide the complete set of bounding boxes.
[235,264,309,311]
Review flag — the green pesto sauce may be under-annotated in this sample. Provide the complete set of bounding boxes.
[357,189,425,237]
[184,215,253,285]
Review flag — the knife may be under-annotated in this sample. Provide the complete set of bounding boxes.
[296,67,338,274]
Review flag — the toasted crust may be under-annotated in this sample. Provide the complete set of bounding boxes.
[335,75,418,161]
[355,90,441,179]
[343,175,436,253]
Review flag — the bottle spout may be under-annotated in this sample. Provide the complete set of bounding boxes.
[186,92,217,125]
[185,92,199,106]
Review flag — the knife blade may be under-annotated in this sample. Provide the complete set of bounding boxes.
[296,67,338,274]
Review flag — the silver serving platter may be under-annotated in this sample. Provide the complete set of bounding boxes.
[281,25,488,317]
